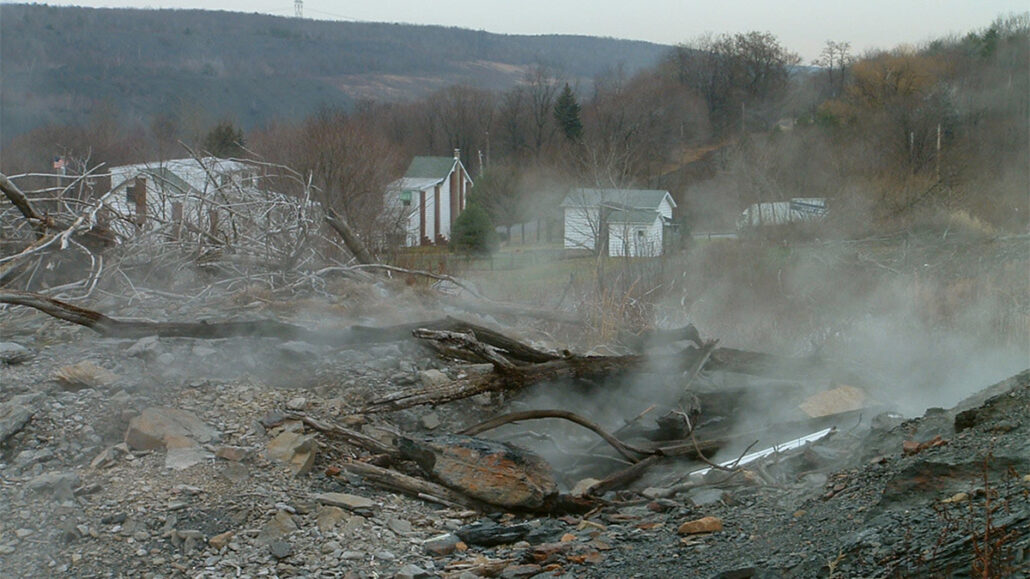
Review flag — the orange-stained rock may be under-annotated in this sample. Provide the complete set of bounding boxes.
[677,516,723,535]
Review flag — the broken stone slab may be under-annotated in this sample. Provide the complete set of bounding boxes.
[125,407,220,451]
[312,492,376,515]
[423,533,462,556]
[164,438,214,471]
[420,412,441,430]
[268,540,293,559]
[209,530,234,550]
[316,506,349,532]
[395,564,431,579]
[386,517,413,536]
[456,520,531,547]
[265,431,316,476]
[257,510,297,544]
[28,471,80,501]
[677,516,723,535]
[0,392,43,443]
[0,342,34,365]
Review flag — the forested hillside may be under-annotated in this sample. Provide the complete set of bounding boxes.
[0,4,668,143]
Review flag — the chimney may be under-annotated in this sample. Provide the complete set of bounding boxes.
[453,148,460,160]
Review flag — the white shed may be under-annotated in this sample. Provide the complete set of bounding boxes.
[560,188,676,256]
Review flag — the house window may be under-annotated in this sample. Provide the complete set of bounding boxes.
[400,191,412,206]
[636,230,645,238]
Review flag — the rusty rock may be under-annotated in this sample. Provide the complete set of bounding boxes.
[399,434,558,510]
[677,516,723,535]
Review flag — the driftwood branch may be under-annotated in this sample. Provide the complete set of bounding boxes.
[460,410,656,463]
[324,208,375,265]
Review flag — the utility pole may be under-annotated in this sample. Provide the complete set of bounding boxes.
[294,0,303,18]
[935,123,942,182]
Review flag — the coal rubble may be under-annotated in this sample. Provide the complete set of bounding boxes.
[0,293,1028,579]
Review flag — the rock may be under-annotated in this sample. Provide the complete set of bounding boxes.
[316,506,349,532]
[686,487,725,507]
[164,442,213,470]
[399,434,558,510]
[942,492,968,504]
[265,431,316,476]
[258,511,297,544]
[395,563,431,579]
[418,369,450,388]
[387,517,413,535]
[420,412,441,430]
[268,540,293,559]
[0,342,34,365]
[156,353,175,365]
[285,396,307,411]
[501,564,544,578]
[27,471,80,499]
[125,407,220,451]
[312,492,376,513]
[90,446,125,469]
[209,530,234,550]
[0,394,40,443]
[677,516,723,535]
[126,336,160,358]
[423,533,462,556]
[221,462,250,482]
[214,446,249,462]
[456,520,531,547]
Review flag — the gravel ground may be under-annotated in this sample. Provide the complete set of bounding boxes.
[1,292,1028,578]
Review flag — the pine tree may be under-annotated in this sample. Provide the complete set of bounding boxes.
[450,203,499,256]
[553,83,583,142]
[202,120,245,157]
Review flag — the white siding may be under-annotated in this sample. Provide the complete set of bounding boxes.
[564,206,599,250]
[608,218,662,257]
[657,197,674,220]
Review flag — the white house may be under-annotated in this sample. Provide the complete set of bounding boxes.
[385,150,473,246]
[560,188,677,257]
[105,157,260,233]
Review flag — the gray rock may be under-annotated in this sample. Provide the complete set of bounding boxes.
[423,533,462,556]
[418,369,450,389]
[0,393,43,443]
[268,540,293,559]
[257,511,297,544]
[27,471,80,494]
[420,412,441,430]
[285,396,307,411]
[126,336,161,358]
[312,492,376,513]
[395,564,431,579]
[0,342,34,365]
[387,517,413,535]
[164,445,213,470]
[125,407,220,451]
[686,487,725,507]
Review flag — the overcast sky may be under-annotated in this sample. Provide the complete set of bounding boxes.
[9,1,1027,61]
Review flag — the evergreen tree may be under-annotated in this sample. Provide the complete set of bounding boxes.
[450,203,499,256]
[202,120,245,157]
[553,83,583,142]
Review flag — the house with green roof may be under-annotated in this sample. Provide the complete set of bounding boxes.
[560,188,677,257]
[385,150,473,246]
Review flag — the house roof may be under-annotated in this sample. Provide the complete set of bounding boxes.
[404,156,458,181]
[560,188,676,210]
[607,209,661,225]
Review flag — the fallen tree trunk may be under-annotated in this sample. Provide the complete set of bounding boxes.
[334,459,496,512]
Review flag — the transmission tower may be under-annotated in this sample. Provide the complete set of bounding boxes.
[294,0,303,18]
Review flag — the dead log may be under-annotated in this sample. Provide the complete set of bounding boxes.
[585,454,664,496]
[324,208,375,265]
[460,410,656,463]
[334,459,496,512]
[285,413,398,456]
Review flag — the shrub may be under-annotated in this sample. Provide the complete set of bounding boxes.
[450,203,498,256]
